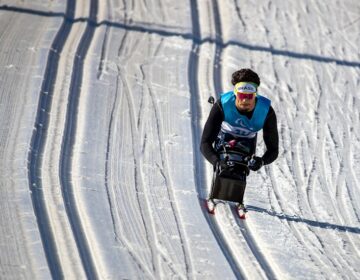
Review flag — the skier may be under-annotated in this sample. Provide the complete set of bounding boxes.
[200,68,279,218]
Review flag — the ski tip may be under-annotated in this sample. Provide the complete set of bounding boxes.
[237,208,247,219]
[236,204,248,219]
[203,199,215,215]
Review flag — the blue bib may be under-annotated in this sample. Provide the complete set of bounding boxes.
[220,91,271,139]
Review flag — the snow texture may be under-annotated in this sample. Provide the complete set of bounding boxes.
[0,0,359,279]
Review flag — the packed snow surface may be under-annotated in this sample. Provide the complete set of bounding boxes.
[0,0,359,279]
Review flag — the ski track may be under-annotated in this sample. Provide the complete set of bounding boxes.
[114,29,160,277]
[103,40,150,278]
[307,10,359,276]
[145,67,193,277]
[106,4,192,275]
[211,1,277,278]
[97,22,110,80]
[102,34,156,277]
[1,0,360,278]
[103,0,121,245]
[27,0,75,278]
[188,0,245,278]
[269,26,334,276]
[59,0,99,278]
[25,0,101,278]
[120,67,161,277]
[124,56,184,277]
[308,67,357,276]
[224,1,360,278]
[188,0,279,279]
[139,39,192,278]
[0,6,53,279]
[262,1,314,272]
[260,1,360,278]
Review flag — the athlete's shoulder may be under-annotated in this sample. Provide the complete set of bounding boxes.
[267,105,276,116]
[256,94,271,105]
[264,105,277,126]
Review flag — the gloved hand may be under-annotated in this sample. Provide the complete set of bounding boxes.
[248,156,263,171]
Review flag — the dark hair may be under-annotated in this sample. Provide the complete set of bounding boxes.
[231,69,260,86]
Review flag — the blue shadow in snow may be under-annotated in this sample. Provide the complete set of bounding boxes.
[247,205,360,234]
[1,4,360,68]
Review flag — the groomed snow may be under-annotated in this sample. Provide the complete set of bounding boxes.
[0,0,359,279]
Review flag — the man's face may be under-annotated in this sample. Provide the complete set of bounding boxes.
[235,92,256,112]
[233,82,257,112]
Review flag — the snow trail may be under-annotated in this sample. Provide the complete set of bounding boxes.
[27,0,75,278]
[188,0,248,278]
[1,0,360,278]
[59,0,99,278]
[195,0,278,278]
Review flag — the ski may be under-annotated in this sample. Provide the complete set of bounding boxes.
[204,199,248,219]
[236,204,248,219]
[205,199,216,215]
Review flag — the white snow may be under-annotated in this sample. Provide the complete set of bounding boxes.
[0,0,359,279]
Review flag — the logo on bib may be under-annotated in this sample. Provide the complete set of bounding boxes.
[222,120,256,138]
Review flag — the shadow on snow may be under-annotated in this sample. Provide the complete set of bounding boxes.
[247,205,360,234]
[3,2,360,233]
[1,4,360,68]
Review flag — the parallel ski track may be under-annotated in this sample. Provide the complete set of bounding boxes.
[307,68,356,275]
[114,30,187,277]
[27,0,75,278]
[95,29,157,277]
[234,218,277,279]
[261,11,331,275]
[103,0,119,244]
[211,0,277,278]
[146,72,192,278]
[112,2,193,276]
[115,31,162,277]
[101,4,153,276]
[119,65,161,277]
[263,3,360,276]
[118,32,191,276]
[122,55,187,277]
[189,0,246,278]
[59,0,99,278]
[102,29,154,277]
[307,66,358,275]
[137,35,192,275]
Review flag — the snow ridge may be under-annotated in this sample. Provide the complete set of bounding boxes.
[59,0,99,278]
[1,0,360,279]
[191,0,278,278]
[27,0,75,278]
[188,0,246,278]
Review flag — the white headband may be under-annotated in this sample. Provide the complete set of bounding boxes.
[234,82,258,94]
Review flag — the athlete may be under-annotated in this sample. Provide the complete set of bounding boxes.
[200,68,279,215]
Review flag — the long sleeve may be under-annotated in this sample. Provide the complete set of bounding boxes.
[261,106,279,165]
[200,100,224,166]
[200,100,279,166]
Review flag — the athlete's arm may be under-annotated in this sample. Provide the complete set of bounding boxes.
[200,100,224,166]
[261,106,279,165]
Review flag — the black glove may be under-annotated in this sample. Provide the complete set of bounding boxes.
[248,156,263,171]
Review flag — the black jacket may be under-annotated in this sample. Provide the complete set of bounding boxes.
[200,99,279,166]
